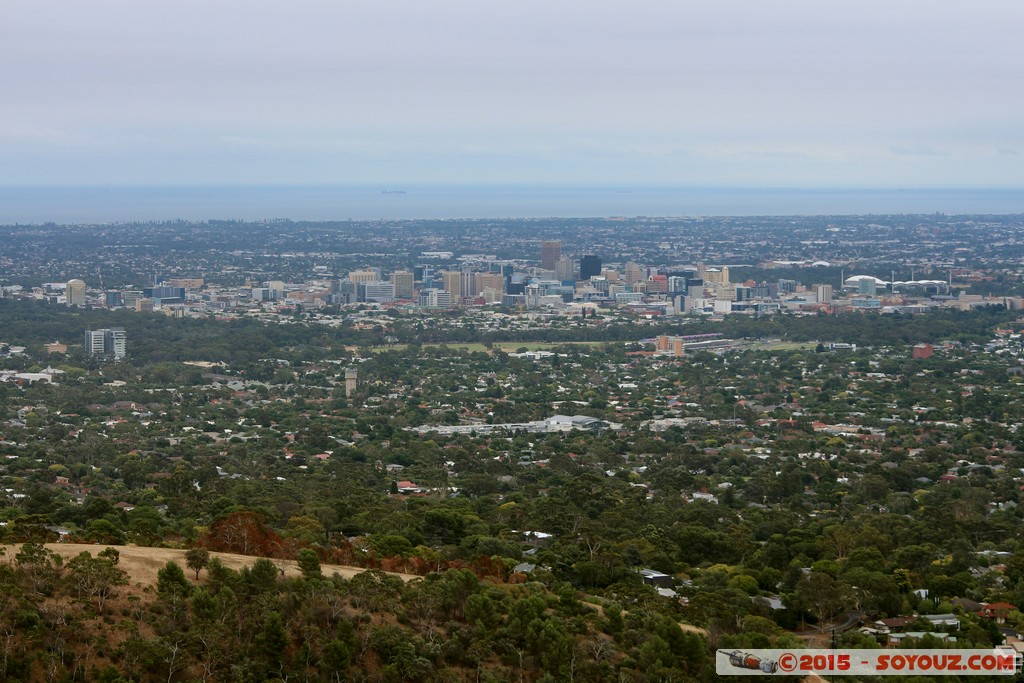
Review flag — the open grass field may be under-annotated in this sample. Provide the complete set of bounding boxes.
[747,340,818,351]
[1,544,418,587]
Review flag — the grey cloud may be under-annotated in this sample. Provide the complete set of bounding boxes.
[1,0,1022,185]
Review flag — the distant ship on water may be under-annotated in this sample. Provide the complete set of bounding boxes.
[381,189,407,195]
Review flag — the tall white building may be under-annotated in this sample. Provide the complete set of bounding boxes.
[419,288,452,307]
[106,328,127,360]
[84,329,106,355]
[66,279,87,306]
[358,281,395,303]
[85,328,126,360]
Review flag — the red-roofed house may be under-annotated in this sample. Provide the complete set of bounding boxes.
[981,602,1017,624]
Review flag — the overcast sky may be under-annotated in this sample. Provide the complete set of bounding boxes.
[3,0,1022,186]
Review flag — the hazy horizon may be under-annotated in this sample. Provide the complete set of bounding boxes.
[3,185,1023,224]
[4,182,1024,190]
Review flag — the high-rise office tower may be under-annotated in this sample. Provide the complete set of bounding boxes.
[703,266,730,284]
[347,269,380,284]
[84,329,106,355]
[66,279,86,306]
[624,262,644,286]
[815,284,834,304]
[476,272,505,295]
[391,270,415,298]
[647,274,668,293]
[85,328,126,360]
[142,285,186,304]
[555,256,575,282]
[687,279,705,299]
[442,270,463,300]
[461,270,479,298]
[419,288,452,307]
[858,278,877,296]
[541,240,562,270]
[358,281,395,303]
[580,255,602,280]
[106,328,127,360]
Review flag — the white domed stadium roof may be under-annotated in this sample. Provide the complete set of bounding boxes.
[844,275,886,286]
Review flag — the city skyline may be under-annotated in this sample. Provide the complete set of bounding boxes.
[2,0,1022,189]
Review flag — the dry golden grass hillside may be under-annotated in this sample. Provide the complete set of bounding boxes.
[1,543,417,587]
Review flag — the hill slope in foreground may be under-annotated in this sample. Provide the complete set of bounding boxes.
[7,543,417,586]
[0,542,716,681]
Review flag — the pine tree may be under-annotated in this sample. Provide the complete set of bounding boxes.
[156,561,192,599]
[296,549,322,580]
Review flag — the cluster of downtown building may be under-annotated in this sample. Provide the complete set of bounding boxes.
[317,242,783,316]
[309,240,965,317]
[15,240,989,327]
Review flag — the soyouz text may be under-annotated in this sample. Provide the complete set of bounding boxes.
[716,649,1019,676]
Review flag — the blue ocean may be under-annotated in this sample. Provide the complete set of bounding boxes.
[1,185,1023,224]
